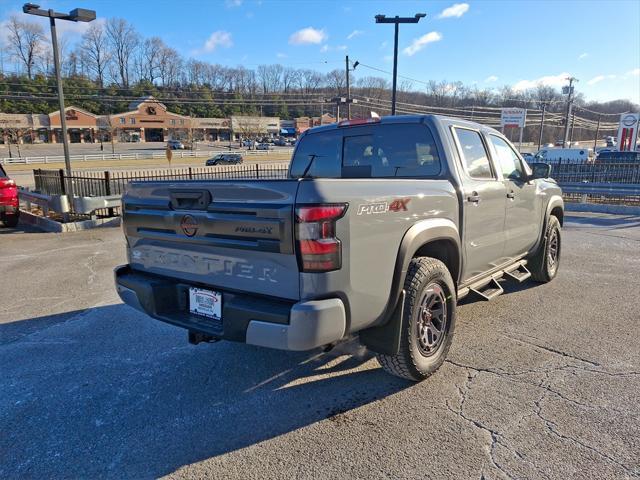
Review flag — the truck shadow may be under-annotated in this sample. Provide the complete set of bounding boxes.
[0,304,412,478]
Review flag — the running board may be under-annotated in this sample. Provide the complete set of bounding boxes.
[469,278,504,301]
[504,263,531,283]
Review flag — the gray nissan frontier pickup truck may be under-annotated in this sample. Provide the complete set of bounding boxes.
[115,115,563,381]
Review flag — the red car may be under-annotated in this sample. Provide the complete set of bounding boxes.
[0,165,19,228]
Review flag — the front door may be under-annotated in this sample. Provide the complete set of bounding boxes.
[487,134,540,259]
[452,127,507,282]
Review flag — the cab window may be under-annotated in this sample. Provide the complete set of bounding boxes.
[453,128,493,179]
[489,135,525,180]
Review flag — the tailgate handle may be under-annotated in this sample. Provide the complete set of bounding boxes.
[170,190,211,210]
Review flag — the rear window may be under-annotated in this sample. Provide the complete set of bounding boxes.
[290,123,441,178]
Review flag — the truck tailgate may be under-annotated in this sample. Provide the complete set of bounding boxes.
[122,180,300,300]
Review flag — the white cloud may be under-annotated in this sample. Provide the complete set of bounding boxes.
[289,27,327,45]
[485,75,499,83]
[627,68,640,77]
[587,74,616,85]
[320,44,329,53]
[438,3,470,19]
[578,52,589,60]
[347,29,364,40]
[276,52,287,59]
[512,72,571,91]
[336,45,347,51]
[380,41,388,49]
[199,31,233,53]
[403,31,442,56]
[225,0,243,7]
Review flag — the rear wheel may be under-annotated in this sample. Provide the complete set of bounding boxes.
[529,215,561,283]
[376,257,456,381]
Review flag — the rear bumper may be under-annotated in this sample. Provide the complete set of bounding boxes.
[0,204,18,215]
[114,265,346,351]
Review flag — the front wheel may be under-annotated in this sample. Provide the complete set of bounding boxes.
[376,257,456,381]
[529,215,561,283]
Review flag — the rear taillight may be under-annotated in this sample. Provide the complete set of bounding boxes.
[295,204,347,272]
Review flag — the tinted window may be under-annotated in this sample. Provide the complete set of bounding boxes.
[342,124,440,177]
[454,128,493,179]
[290,129,350,178]
[290,124,441,178]
[489,135,524,180]
[0,165,6,177]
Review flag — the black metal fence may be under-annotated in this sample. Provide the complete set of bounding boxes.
[549,161,640,184]
[34,163,290,197]
[31,160,640,216]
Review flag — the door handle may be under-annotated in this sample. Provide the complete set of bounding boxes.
[467,192,480,203]
[506,191,515,199]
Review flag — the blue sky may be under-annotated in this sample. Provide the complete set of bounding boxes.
[1,0,639,103]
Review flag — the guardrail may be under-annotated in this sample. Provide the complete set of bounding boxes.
[1,147,293,165]
[558,182,640,196]
[18,189,70,216]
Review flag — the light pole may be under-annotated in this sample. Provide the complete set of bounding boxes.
[22,3,96,203]
[375,13,425,115]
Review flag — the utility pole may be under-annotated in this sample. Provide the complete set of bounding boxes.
[344,56,359,120]
[375,13,425,115]
[346,56,351,120]
[569,110,576,144]
[538,103,547,150]
[593,114,601,152]
[562,76,578,147]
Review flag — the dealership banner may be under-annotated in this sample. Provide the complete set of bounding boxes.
[616,113,640,151]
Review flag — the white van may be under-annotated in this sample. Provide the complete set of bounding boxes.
[534,148,590,164]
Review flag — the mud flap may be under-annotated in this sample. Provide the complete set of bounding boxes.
[359,290,406,356]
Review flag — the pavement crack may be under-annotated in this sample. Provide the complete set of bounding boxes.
[501,333,601,367]
[533,391,634,475]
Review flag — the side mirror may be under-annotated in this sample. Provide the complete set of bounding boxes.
[529,162,552,180]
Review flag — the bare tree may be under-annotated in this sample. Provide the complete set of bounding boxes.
[325,69,345,93]
[6,15,44,79]
[80,23,111,86]
[157,46,181,86]
[106,18,139,87]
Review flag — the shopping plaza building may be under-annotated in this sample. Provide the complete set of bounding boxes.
[0,96,336,145]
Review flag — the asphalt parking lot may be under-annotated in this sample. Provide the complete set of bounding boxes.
[1,212,639,479]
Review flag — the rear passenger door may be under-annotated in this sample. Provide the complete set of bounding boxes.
[452,127,508,282]
[487,135,539,259]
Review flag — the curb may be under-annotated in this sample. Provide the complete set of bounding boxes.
[18,210,121,232]
[565,202,640,216]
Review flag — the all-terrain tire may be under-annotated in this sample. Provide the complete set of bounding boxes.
[529,215,561,283]
[376,257,456,381]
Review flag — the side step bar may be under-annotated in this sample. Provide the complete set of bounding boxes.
[504,263,531,283]
[458,259,530,301]
[469,277,503,301]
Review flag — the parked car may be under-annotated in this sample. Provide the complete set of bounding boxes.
[605,136,617,147]
[206,154,243,166]
[242,139,256,149]
[255,143,271,151]
[0,165,19,228]
[167,140,185,150]
[534,148,589,164]
[115,114,563,381]
[274,138,288,147]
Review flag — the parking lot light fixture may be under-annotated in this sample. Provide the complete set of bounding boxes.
[375,13,426,115]
[22,3,96,204]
